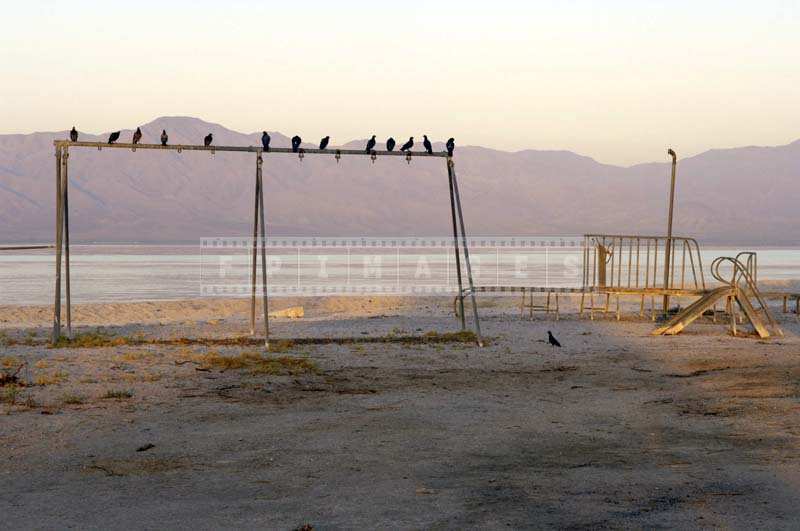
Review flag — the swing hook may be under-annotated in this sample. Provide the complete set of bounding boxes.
[370,151,377,164]
[298,148,305,161]
[210,148,216,156]
[177,147,182,154]
[406,152,412,165]
[335,149,341,163]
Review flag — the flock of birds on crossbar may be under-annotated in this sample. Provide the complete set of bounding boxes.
[68,127,456,157]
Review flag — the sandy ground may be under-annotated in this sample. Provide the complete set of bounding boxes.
[2,295,800,529]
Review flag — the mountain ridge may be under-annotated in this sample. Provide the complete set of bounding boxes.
[1,116,798,245]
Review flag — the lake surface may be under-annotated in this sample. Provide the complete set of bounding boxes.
[2,244,800,305]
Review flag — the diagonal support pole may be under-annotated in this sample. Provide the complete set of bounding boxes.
[250,159,260,335]
[446,159,466,330]
[449,159,484,346]
[257,154,270,349]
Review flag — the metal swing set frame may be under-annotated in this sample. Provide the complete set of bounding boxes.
[50,139,484,347]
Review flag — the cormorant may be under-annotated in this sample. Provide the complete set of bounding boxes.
[291,135,302,153]
[69,127,78,142]
[400,137,414,152]
[319,136,330,150]
[204,133,213,147]
[262,131,271,151]
[446,137,455,157]
[365,135,376,153]
[423,135,433,154]
[108,131,120,144]
[161,130,168,146]
[132,127,142,145]
[386,137,396,152]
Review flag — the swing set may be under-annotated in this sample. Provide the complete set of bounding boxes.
[49,139,484,348]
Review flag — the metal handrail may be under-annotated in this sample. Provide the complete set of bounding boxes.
[583,234,705,291]
[710,256,782,336]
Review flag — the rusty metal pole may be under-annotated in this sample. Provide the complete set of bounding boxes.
[663,149,677,315]
[257,153,270,349]
[450,161,484,346]
[52,146,63,343]
[250,157,260,335]
[446,158,466,329]
[63,148,72,338]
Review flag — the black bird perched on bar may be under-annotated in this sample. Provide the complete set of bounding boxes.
[107,131,120,144]
[446,137,455,157]
[262,131,271,151]
[386,137,396,152]
[161,130,168,146]
[319,136,329,150]
[291,135,302,153]
[423,135,433,154]
[547,331,561,348]
[365,135,376,153]
[204,133,213,147]
[132,127,142,145]
[400,137,414,152]
[70,126,78,142]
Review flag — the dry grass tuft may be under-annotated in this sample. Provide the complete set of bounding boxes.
[1,356,22,369]
[50,331,134,349]
[189,351,318,376]
[62,393,85,405]
[101,389,133,400]
[35,370,68,386]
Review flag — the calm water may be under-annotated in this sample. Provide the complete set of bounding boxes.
[2,244,800,305]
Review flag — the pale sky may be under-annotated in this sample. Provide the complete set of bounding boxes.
[1,0,798,165]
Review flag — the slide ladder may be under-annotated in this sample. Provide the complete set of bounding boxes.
[653,256,783,338]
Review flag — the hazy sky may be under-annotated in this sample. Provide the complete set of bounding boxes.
[2,0,797,165]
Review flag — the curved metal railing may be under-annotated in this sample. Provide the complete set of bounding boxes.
[711,256,782,337]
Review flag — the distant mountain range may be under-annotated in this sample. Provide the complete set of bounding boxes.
[1,116,798,245]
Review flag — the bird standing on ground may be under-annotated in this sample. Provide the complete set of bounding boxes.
[400,137,414,152]
[319,136,329,150]
[446,138,455,157]
[423,135,433,154]
[262,131,271,151]
[386,137,396,152]
[291,135,302,153]
[70,127,78,142]
[365,135,376,153]
[204,133,213,147]
[161,130,168,146]
[547,331,561,348]
[107,131,120,144]
[132,127,142,145]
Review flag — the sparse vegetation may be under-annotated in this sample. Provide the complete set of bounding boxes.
[2,384,20,405]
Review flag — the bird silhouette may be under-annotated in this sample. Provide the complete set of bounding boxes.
[386,137,396,152]
[132,127,142,145]
[365,135,376,153]
[319,136,330,150]
[291,135,302,153]
[446,137,455,157]
[400,137,414,152]
[161,130,168,146]
[262,131,271,151]
[423,135,433,154]
[107,131,120,144]
[204,133,213,147]
[69,127,78,142]
[547,331,561,348]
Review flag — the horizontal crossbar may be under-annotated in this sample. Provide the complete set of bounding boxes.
[53,141,450,158]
